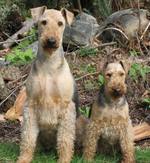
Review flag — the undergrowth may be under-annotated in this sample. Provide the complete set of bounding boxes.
[79,106,91,118]
[98,74,105,86]
[5,27,37,65]
[141,98,150,109]
[95,0,112,18]
[77,47,98,57]
[129,63,150,81]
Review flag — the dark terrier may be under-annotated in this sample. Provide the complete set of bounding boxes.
[17,6,78,163]
[83,61,135,163]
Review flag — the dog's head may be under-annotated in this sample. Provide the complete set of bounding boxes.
[31,6,74,53]
[103,60,130,99]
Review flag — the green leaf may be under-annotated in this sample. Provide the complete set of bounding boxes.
[98,74,105,86]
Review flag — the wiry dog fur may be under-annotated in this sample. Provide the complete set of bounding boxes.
[83,61,135,163]
[17,6,77,163]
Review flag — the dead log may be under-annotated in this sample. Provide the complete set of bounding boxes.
[0,114,6,122]
[133,122,150,141]
[4,87,26,121]
[2,19,34,49]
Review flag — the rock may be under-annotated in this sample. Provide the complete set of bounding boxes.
[98,9,150,44]
[63,12,99,47]
[0,59,10,66]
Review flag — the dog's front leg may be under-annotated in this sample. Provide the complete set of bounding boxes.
[57,102,76,163]
[119,124,135,163]
[17,104,39,163]
[83,120,101,162]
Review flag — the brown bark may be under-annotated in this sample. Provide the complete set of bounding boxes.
[133,122,150,141]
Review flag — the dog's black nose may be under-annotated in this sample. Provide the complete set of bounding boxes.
[47,37,56,47]
[112,88,121,97]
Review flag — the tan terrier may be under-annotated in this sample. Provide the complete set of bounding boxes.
[17,6,78,163]
[83,61,135,163]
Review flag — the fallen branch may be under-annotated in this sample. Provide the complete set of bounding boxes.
[0,81,26,107]
[77,0,82,13]
[2,32,19,46]
[2,19,34,49]
[134,122,150,141]
[100,27,129,41]
[96,42,117,48]
[140,21,150,40]
[0,35,35,45]
[75,71,100,81]
[5,87,26,121]
[130,57,150,64]
[5,74,28,85]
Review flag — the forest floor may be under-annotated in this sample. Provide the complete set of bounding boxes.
[0,46,150,162]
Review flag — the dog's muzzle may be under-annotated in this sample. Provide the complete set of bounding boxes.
[45,37,58,49]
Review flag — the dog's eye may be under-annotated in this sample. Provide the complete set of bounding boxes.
[58,21,63,26]
[119,72,125,76]
[106,73,112,78]
[41,20,47,25]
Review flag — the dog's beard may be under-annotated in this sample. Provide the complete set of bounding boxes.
[111,90,124,98]
[43,42,59,50]
[107,85,127,99]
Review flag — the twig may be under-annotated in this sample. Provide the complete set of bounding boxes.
[77,0,82,13]
[2,32,19,46]
[138,0,141,34]
[75,71,100,81]
[96,42,117,48]
[5,74,28,85]
[140,21,150,40]
[130,0,133,8]
[136,32,144,55]
[0,34,35,45]
[0,81,26,107]
[100,27,129,41]
[132,57,150,64]
[67,42,117,56]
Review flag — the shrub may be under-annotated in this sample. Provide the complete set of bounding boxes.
[0,0,27,41]
[79,106,91,117]
[98,74,105,86]
[5,29,37,65]
[5,48,35,65]
[129,63,150,81]
[78,47,98,57]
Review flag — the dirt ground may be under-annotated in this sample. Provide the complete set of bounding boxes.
[0,45,150,148]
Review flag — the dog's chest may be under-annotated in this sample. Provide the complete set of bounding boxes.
[97,106,129,142]
[37,106,60,127]
[101,126,120,143]
[27,64,74,126]
[30,69,74,107]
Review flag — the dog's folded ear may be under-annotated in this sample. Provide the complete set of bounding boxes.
[31,6,47,22]
[120,60,131,74]
[61,8,74,25]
